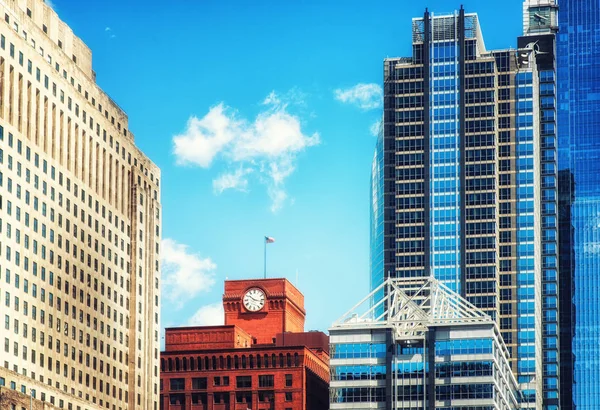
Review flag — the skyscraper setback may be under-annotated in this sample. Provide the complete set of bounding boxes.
[371,2,559,407]
[0,1,161,410]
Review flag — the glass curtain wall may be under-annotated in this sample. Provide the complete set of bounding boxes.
[429,20,462,294]
[557,0,600,408]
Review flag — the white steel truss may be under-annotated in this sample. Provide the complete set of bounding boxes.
[333,277,493,340]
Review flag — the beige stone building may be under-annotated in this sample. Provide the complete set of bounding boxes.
[0,1,161,410]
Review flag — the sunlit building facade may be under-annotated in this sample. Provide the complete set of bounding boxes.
[0,1,162,409]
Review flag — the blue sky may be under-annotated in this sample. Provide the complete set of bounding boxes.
[51,0,526,338]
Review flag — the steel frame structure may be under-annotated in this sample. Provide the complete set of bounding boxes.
[333,277,494,341]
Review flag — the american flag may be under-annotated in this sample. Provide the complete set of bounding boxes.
[265,236,275,243]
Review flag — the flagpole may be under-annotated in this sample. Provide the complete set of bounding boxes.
[264,236,275,279]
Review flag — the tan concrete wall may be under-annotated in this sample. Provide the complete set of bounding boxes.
[0,1,162,409]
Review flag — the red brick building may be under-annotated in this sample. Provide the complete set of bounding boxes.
[160,279,330,410]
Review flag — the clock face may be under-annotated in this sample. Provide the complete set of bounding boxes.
[530,7,551,28]
[243,288,266,312]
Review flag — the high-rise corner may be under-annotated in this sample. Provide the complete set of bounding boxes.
[0,1,162,409]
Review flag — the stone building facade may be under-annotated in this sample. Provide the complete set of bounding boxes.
[0,1,161,409]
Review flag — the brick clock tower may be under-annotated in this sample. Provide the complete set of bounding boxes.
[223,278,306,344]
[161,277,330,410]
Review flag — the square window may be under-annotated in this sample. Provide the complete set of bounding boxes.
[169,378,184,391]
[258,375,274,388]
[191,377,207,390]
[236,376,251,389]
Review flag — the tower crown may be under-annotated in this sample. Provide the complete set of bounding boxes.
[223,278,306,344]
[523,0,558,34]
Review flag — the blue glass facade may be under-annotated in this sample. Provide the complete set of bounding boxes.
[519,3,560,405]
[515,70,539,402]
[538,68,560,409]
[430,39,461,294]
[370,121,384,308]
[557,0,600,408]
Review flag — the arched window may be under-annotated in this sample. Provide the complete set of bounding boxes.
[234,355,239,369]
[279,354,284,368]
[182,357,188,371]
[160,359,165,372]
[190,357,196,371]
[198,356,203,370]
[168,358,173,371]
[204,357,210,370]
[264,354,269,368]
[241,355,247,369]
[212,356,217,370]
[294,353,300,367]
[287,353,292,367]
[175,358,180,371]
[227,356,232,369]
[272,354,277,368]
[219,356,224,370]
[257,355,262,369]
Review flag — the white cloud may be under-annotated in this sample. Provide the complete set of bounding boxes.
[370,119,382,136]
[173,104,239,168]
[188,303,224,326]
[264,88,307,108]
[262,91,281,106]
[45,0,56,10]
[268,187,288,213]
[213,167,252,194]
[104,27,116,39]
[173,91,320,212]
[161,239,216,308]
[334,83,383,110]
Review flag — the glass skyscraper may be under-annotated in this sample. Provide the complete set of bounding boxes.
[371,3,560,407]
[520,2,560,408]
[557,0,600,409]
